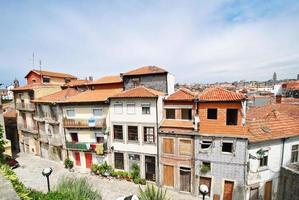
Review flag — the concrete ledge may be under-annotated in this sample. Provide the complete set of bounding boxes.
[0,174,20,200]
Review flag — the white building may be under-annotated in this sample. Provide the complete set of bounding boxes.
[109,86,164,182]
[246,105,299,200]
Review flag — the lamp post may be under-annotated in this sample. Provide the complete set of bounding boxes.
[199,184,209,200]
[42,167,53,192]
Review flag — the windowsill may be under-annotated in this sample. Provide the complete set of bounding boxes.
[113,139,124,143]
[127,140,139,144]
[143,142,156,145]
[142,113,151,115]
[221,151,233,155]
[258,166,269,172]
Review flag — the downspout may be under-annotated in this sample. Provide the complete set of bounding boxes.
[156,97,160,186]
[61,104,69,158]
[280,138,286,167]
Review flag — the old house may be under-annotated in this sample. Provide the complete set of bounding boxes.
[109,86,164,182]
[121,66,175,94]
[61,88,121,169]
[32,88,80,162]
[246,104,299,200]
[0,99,12,156]
[158,88,198,194]
[25,69,77,84]
[195,87,248,200]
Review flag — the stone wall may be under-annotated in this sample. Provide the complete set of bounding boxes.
[0,175,20,200]
[277,163,299,200]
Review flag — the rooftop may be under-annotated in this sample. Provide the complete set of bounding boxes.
[166,88,197,101]
[122,66,167,76]
[25,69,77,79]
[111,86,165,98]
[62,79,91,87]
[32,88,80,103]
[92,75,122,84]
[199,87,246,102]
[11,83,61,91]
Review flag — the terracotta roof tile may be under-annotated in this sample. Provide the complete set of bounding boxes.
[111,86,165,98]
[63,79,91,87]
[285,80,299,89]
[247,104,299,142]
[25,70,77,79]
[62,88,122,103]
[122,66,167,76]
[199,87,246,102]
[32,88,80,103]
[92,75,123,84]
[11,83,60,91]
[166,88,197,101]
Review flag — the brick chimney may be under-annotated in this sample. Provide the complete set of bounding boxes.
[275,95,282,104]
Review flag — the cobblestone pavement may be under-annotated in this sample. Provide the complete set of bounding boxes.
[0,174,20,200]
[14,153,198,200]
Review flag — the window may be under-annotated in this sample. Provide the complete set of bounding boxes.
[207,108,217,119]
[66,109,75,117]
[132,78,140,87]
[128,126,138,141]
[163,138,174,154]
[93,108,102,117]
[144,127,155,143]
[129,154,140,172]
[127,103,136,114]
[113,125,123,140]
[166,109,175,119]
[95,133,104,143]
[226,109,238,125]
[142,103,151,115]
[64,78,71,83]
[43,77,50,83]
[70,133,78,143]
[222,142,233,153]
[201,140,212,150]
[32,79,36,83]
[181,109,192,120]
[114,152,124,170]
[114,103,123,114]
[180,167,191,192]
[179,139,192,156]
[259,151,268,167]
[50,106,57,120]
[291,145,298,163]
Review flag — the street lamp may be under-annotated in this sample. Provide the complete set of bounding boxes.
[199,184,209,200]
[42,167,53,192]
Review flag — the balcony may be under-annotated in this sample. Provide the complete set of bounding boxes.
[16,102,35,112]
[66,141,108,153]
[49,136,63,147]
[63,118,105,128]
[20,125,38,135]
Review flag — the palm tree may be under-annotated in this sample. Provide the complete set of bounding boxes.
[138,185,170,200]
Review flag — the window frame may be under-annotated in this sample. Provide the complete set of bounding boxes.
[126,103,136,114]
[144,126,155,144]
[163,138,174,154]
[114,103,123,114]
[291,144,299,163]
[142,103,151,115]
[181,109,192,120]
[165,108,175,119]
[113,125,123,140]
[222,142,233,153]
[92,108,103,118]
[259,151,268,168]
[226,108,238,126]
[128,125,139,142]
[179,139,192,156]
[70,132,78,143]
[114,152,124,170]
[66,109,75,118]
[201,140,212,150]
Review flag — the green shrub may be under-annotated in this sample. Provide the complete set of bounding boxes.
[0,125,6,163]
[63,158,73,169]
[29,190,72,200]
[55,176,102,200]
[130,163,140,180]
[138,185,169,200]
[99,161,113,176]
[0,164,31,200]
[91,164,100,174]
[110,170,117,177]
[133,177,146,185]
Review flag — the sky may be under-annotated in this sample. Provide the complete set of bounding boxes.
[0,0,299,86]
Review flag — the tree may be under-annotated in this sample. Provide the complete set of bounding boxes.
[0,125,7,163]
[273,72,277,85]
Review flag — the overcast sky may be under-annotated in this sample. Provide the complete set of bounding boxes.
[0,0,299,86]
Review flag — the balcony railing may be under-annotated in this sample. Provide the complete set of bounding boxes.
[16,102,35,111]
[63,118,105,128]
[66,141,107,153]
[20,125,38,135]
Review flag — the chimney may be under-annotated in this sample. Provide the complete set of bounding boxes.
[88,76,93,81]
[275,95,282,104]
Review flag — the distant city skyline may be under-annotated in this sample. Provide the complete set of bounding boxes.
[0,1,299,86]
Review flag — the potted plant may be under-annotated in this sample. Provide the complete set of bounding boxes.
[64,158,74,171]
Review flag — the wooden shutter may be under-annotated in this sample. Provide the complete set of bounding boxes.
[163,138,174,154]
[199,177,212,196]
[179,139,192,155]
[180,168,191,192]
[163,165,174,187]
[223,181,234,200]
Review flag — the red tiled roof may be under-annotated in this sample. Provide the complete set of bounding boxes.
[110,86,165,98]
[122,66,167,76]
[285,80,299,89]
[92,75,123,84]
[25,70,77,79]
[62,88,122,103]
[199,87,246,102]
[32,88,80,103]
[11,83,61,91]
[166,88,197,101]
[63,79,91,87]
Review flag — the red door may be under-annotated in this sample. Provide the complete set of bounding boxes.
[85,152,92,169]
[74,152,81,166]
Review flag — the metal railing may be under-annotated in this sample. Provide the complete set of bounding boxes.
[63,118,105,128]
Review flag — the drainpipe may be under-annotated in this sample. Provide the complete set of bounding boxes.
[280,138,287,167]
[156,97,160,186]
[61,105,69,158]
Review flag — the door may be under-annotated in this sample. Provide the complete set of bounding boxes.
[223,181,234,200]
[200,177,212,196]
[85,152,92,169]
[163,165,174,187]
[180,167,191,192]
[145,156,156,181]
[74,152,81,166]
[40,143,49,159]
[264,181,272,200]
[250,187,259,200]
